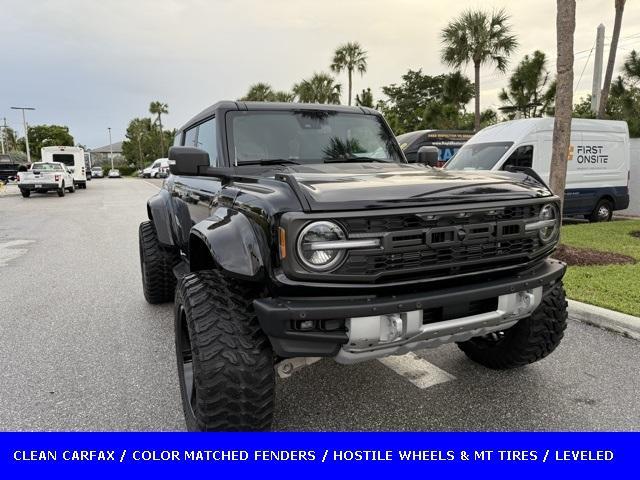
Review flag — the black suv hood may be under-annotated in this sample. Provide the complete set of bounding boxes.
[275,163,551,211]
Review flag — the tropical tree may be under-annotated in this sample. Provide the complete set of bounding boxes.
[240,83,295,102]
[379,69,483,133]
[293,73,341,104]
[598,0,626,118]
[499,50,556,118]
[17,124,74,160]
[240,83,274,101]
[441,71,475,110]
[355,88,374,107]
[149,101,169,157]
[441,8,518,131]
[330,42,368,105]
[272,90,296,102]
[549,0,576,213]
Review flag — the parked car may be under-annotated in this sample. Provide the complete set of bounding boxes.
[18,162,75,197]
[142,158,170,178]
[139,101,567,431]
[0,154,23,182]
[397,130,474,167]
[445,118,631,221]
[41,146,88,189]
[91,166,104,178]
[108,169,121,178]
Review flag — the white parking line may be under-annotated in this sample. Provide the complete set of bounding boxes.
[142,179,161,190]
[379,352,456,389]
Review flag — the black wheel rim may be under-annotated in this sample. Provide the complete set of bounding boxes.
[178,305,196,416]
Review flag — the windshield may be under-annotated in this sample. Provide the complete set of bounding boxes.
[92,167,102,171]
[227,111,402,165]
[32,163,62,171]
[52,153,75,166]
[444,142,513,170]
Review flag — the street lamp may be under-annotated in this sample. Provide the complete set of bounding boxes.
[108,127,114,170]
[11,106,35,163]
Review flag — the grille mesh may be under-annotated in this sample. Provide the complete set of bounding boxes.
[334,204,546,280]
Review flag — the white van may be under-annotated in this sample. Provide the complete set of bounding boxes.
[445,118,631,221]
[142,158,170,178]
[41,146,88,189]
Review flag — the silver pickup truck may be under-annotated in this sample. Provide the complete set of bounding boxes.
[18,162,75,198]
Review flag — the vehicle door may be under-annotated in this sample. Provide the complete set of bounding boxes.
[170,116,222,251]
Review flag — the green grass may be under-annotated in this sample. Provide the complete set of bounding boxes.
[560,219,640,317]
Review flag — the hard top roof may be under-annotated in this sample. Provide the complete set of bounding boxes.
[179,101,378,131]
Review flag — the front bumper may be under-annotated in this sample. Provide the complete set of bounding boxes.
[254,258,566,360]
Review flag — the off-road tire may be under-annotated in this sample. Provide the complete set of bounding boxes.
[174,270,275,431]
[57,182,65,197]
[589,198,613,222]
[68,184,75,193]
[20,188,30,198]
[457,282,568,369]
[139,220,181,304]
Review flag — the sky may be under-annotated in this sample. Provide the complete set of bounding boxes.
[2,0,639,149]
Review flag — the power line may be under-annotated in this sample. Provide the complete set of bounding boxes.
[575,41,596,93]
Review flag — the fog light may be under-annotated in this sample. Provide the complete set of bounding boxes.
[297,320,315,331]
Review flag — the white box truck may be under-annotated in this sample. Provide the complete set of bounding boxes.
[41,146,88,189]
[445,118,631,221]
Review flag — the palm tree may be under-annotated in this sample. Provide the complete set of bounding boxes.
[355,88,374,107]
[499,50,556,118]
[549,0,576,214]
[441,9,518,131]
[293,73,341,104]
[330,42,368,105]
[240,83,275,101]
[149,101,168,157]
[598,0,626,118]
[272,90,296,102]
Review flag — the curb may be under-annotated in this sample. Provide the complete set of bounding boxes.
[568,299,640,341]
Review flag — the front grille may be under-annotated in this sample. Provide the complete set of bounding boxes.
[341,204,541,234]
[339,238,539,277]
[331,203,549,281]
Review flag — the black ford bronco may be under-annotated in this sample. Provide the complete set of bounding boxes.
[139,102,567,431]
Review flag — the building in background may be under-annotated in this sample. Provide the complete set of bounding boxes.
[87,141,124,167]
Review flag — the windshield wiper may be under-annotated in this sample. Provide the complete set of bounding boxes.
[238,159,300,166]
[323,156,392,163]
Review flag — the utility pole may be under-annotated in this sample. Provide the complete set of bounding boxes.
[11,106,35,163]
[108,127,114,170]
[591,23,605,114]
[0,117,7,155]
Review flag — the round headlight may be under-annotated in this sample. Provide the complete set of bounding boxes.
[296,221,347,271]
[539,203,559,243]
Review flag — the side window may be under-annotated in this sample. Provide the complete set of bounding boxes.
[173,133,181,146]
[503,145,534,169]
[196,118,217,166]
[184,127,197,148]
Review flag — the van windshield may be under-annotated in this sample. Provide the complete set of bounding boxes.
[445,142,513,170]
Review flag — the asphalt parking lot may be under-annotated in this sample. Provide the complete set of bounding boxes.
[0,178,639,431]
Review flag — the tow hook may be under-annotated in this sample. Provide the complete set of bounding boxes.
[275,357,321,379]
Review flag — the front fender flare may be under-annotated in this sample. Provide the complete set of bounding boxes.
[147,189,175,247]
[189,207,266,281]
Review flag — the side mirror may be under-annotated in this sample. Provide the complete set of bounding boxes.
[168,147,210,176]
[416,146,439,167]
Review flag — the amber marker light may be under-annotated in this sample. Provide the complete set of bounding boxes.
[278,227,287,259]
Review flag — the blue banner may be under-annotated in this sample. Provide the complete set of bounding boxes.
[0,433,636,477]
